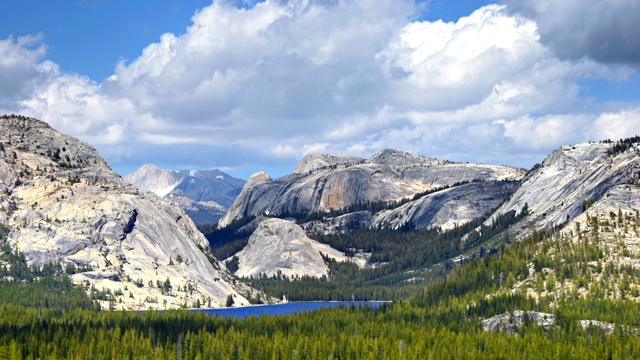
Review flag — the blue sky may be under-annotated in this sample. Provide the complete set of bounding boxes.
[1,0,639,179]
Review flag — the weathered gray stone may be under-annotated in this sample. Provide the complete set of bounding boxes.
[220,150,524,228]
[482,310,555,333]
[0,116,253,310]
[489,142,640,234]
[372,181,520,231]
[230,218,365,278]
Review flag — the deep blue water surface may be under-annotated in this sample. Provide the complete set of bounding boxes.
[194,301,389,318]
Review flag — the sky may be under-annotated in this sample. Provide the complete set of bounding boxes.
[1,0,640,179]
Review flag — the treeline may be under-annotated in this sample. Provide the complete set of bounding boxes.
[0,245,96,311]
[2,216,640,357]
[0,244,92,281]
[244,259,426,302]
[313,206,528,269]
[2,297,639,359]
[1,231,640,358]
[604,135,640,156]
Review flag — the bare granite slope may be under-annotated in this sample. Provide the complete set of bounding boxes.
[229,218,365,278]
[372,181,521,231]
[489,142,640,233]
[220,149,524,228]
[0,115,252,310]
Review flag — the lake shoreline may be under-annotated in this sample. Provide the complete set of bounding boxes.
[191,301,392,318]
[194,300,393,311]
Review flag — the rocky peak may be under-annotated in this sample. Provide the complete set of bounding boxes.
[125,164,183,197]
[0,115,253,310]
[0,115,114,184]
[293,153,364,174]
[220,148,525,228]
[247,171,272,185]
[124,164,246,225]
[367,149,440,167]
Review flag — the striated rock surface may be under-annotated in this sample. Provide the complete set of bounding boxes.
[372,181,521,231]
[301,181,520,234]
[230,218,364,278]
[367,148,441,167]
[220,149,524,227]
[0,115,252,310]
[125,164,245,225]
[489,142,640,233]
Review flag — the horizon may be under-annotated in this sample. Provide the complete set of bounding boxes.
[1,0,639,180]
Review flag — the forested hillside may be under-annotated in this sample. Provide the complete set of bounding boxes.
[2,201,640,358]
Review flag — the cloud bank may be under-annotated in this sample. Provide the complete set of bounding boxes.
[506,0,640,65]
[1,0,639,177]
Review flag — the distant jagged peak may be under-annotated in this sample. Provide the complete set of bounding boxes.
[128,163,178,180]
[124,164,184,194]
[367,148,442,167]
[293,153,365,174]
[138,163,164,172]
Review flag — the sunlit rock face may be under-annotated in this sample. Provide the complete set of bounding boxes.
[229,218,363,279]
[220,148,524,229]
[488,142,640,234]
[0,115,252,310]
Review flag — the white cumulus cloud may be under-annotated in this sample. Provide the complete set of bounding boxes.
[1,0,639,177]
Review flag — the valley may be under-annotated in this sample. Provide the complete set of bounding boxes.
[2,115,640,358]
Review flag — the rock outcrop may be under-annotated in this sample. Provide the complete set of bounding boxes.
[482,310,555,333]
[0,115,252,310]
[483,310,633,336]
[125,164,245,225]
[220,149,524,228]
[293,153,364,174]
[229,218,365,278]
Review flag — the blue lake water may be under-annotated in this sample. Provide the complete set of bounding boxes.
[194,301,389,318]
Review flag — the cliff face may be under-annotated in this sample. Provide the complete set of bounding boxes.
[220,149,525,228]
[489,142,640,233]
[0,115,251,310]
[125,164,245,225]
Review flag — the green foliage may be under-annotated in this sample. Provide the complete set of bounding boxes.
[225,294,234,307]
[605,135,640,156]
[242,205,527,302]
[0,223,9,242]
[1,216,640,358]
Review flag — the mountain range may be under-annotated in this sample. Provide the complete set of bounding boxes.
[211,141,640,282]
[220,149,524,230]
[2,114,640,311]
